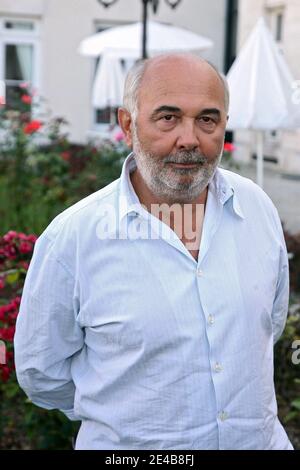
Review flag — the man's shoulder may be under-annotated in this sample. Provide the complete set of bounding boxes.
[218,167,274,206]
[218,167,282,232]
[42,178,120,242]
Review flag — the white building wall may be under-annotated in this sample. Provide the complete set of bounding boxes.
[0,0,228,142]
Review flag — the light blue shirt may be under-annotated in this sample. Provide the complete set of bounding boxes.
[14,153,293,450]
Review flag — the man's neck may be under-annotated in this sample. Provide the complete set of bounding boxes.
[130,168,209,213]
[130,168,207,258]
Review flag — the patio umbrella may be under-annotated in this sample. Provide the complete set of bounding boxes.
[92,53,125,113]
[226,17,300,187]
[78,20,213,59]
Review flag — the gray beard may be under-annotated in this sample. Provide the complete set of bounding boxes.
[132,130,222,204]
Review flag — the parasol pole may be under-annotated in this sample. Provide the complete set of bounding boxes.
[256,130,264,188]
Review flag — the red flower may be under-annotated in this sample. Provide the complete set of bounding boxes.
[23,120,42,135]
[17,232,28,240]
[26,234,37,243]
[61,151,71,162]
[21,94,32,105]
[0,278,4,290]
[18,261,30,270]
[19,241,33,254]
[11,297,21,309]
[223,142,236,152]
[1,366,11,383]
[0,326,15,342]
[0,305,9,317]
[4,245,17,260]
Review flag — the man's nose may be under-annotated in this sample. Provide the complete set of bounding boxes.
[175,120,200,151]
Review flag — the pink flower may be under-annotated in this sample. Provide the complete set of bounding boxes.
[0,278,4,290]
[3,231,18,242]
[18,233,28,240]
[26,234,37,243]
[19,82,30,89]
[19,241,33,254]
[4,245,17,260]
[223,142,236,152]
[114,131,125,142]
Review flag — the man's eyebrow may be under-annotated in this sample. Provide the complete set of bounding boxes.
[199,108,221,117]
[151,105,182,117]
[151,106,222,119]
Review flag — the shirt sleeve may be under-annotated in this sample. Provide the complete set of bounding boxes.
[14,233,84,420]
[271,208,290,345]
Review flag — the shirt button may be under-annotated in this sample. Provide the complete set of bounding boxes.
[219,411,228,422]
[208,314,215,325]
[214,362,223,373]
[197,268,204,277]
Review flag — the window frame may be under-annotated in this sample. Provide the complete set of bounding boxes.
[0,16,41,105]
[90,21,128,136]
[266,5,285,46]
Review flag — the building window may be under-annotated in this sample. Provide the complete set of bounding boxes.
[92,22,128,130]
[275,12,283,42]
[266,6,285,44]
[0,17,39,109]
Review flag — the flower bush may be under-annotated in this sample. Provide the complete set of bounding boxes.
[0,231,36,382]
[0,85,128,235]
[0,230,80,449]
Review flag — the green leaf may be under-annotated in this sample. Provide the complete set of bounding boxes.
[291,398,300,410]
[6,271,20,284]
[283,411,299,423]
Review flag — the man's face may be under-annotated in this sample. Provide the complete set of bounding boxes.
[129,57,228,203]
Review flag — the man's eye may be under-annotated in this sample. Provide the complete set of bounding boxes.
[161,115,175,122]
[200,116,214,123]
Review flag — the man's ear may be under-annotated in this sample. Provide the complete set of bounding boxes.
[118,107,133,148]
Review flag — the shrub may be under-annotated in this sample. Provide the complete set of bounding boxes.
[0,230,79,449]
[0,85,128,236]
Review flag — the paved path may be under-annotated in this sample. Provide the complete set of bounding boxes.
[223,161,300,235]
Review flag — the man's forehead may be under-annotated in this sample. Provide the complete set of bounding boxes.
[139,69,224,112]
[138,55,225,105]
[141,55,219,84]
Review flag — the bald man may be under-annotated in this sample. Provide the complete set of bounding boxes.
[15,54,293,450]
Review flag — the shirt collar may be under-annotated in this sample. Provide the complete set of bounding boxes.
[118,153,245,223]
[210,167,245,219]
[118,152,142,222]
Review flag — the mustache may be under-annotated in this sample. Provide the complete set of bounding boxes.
[163,151,207,165]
